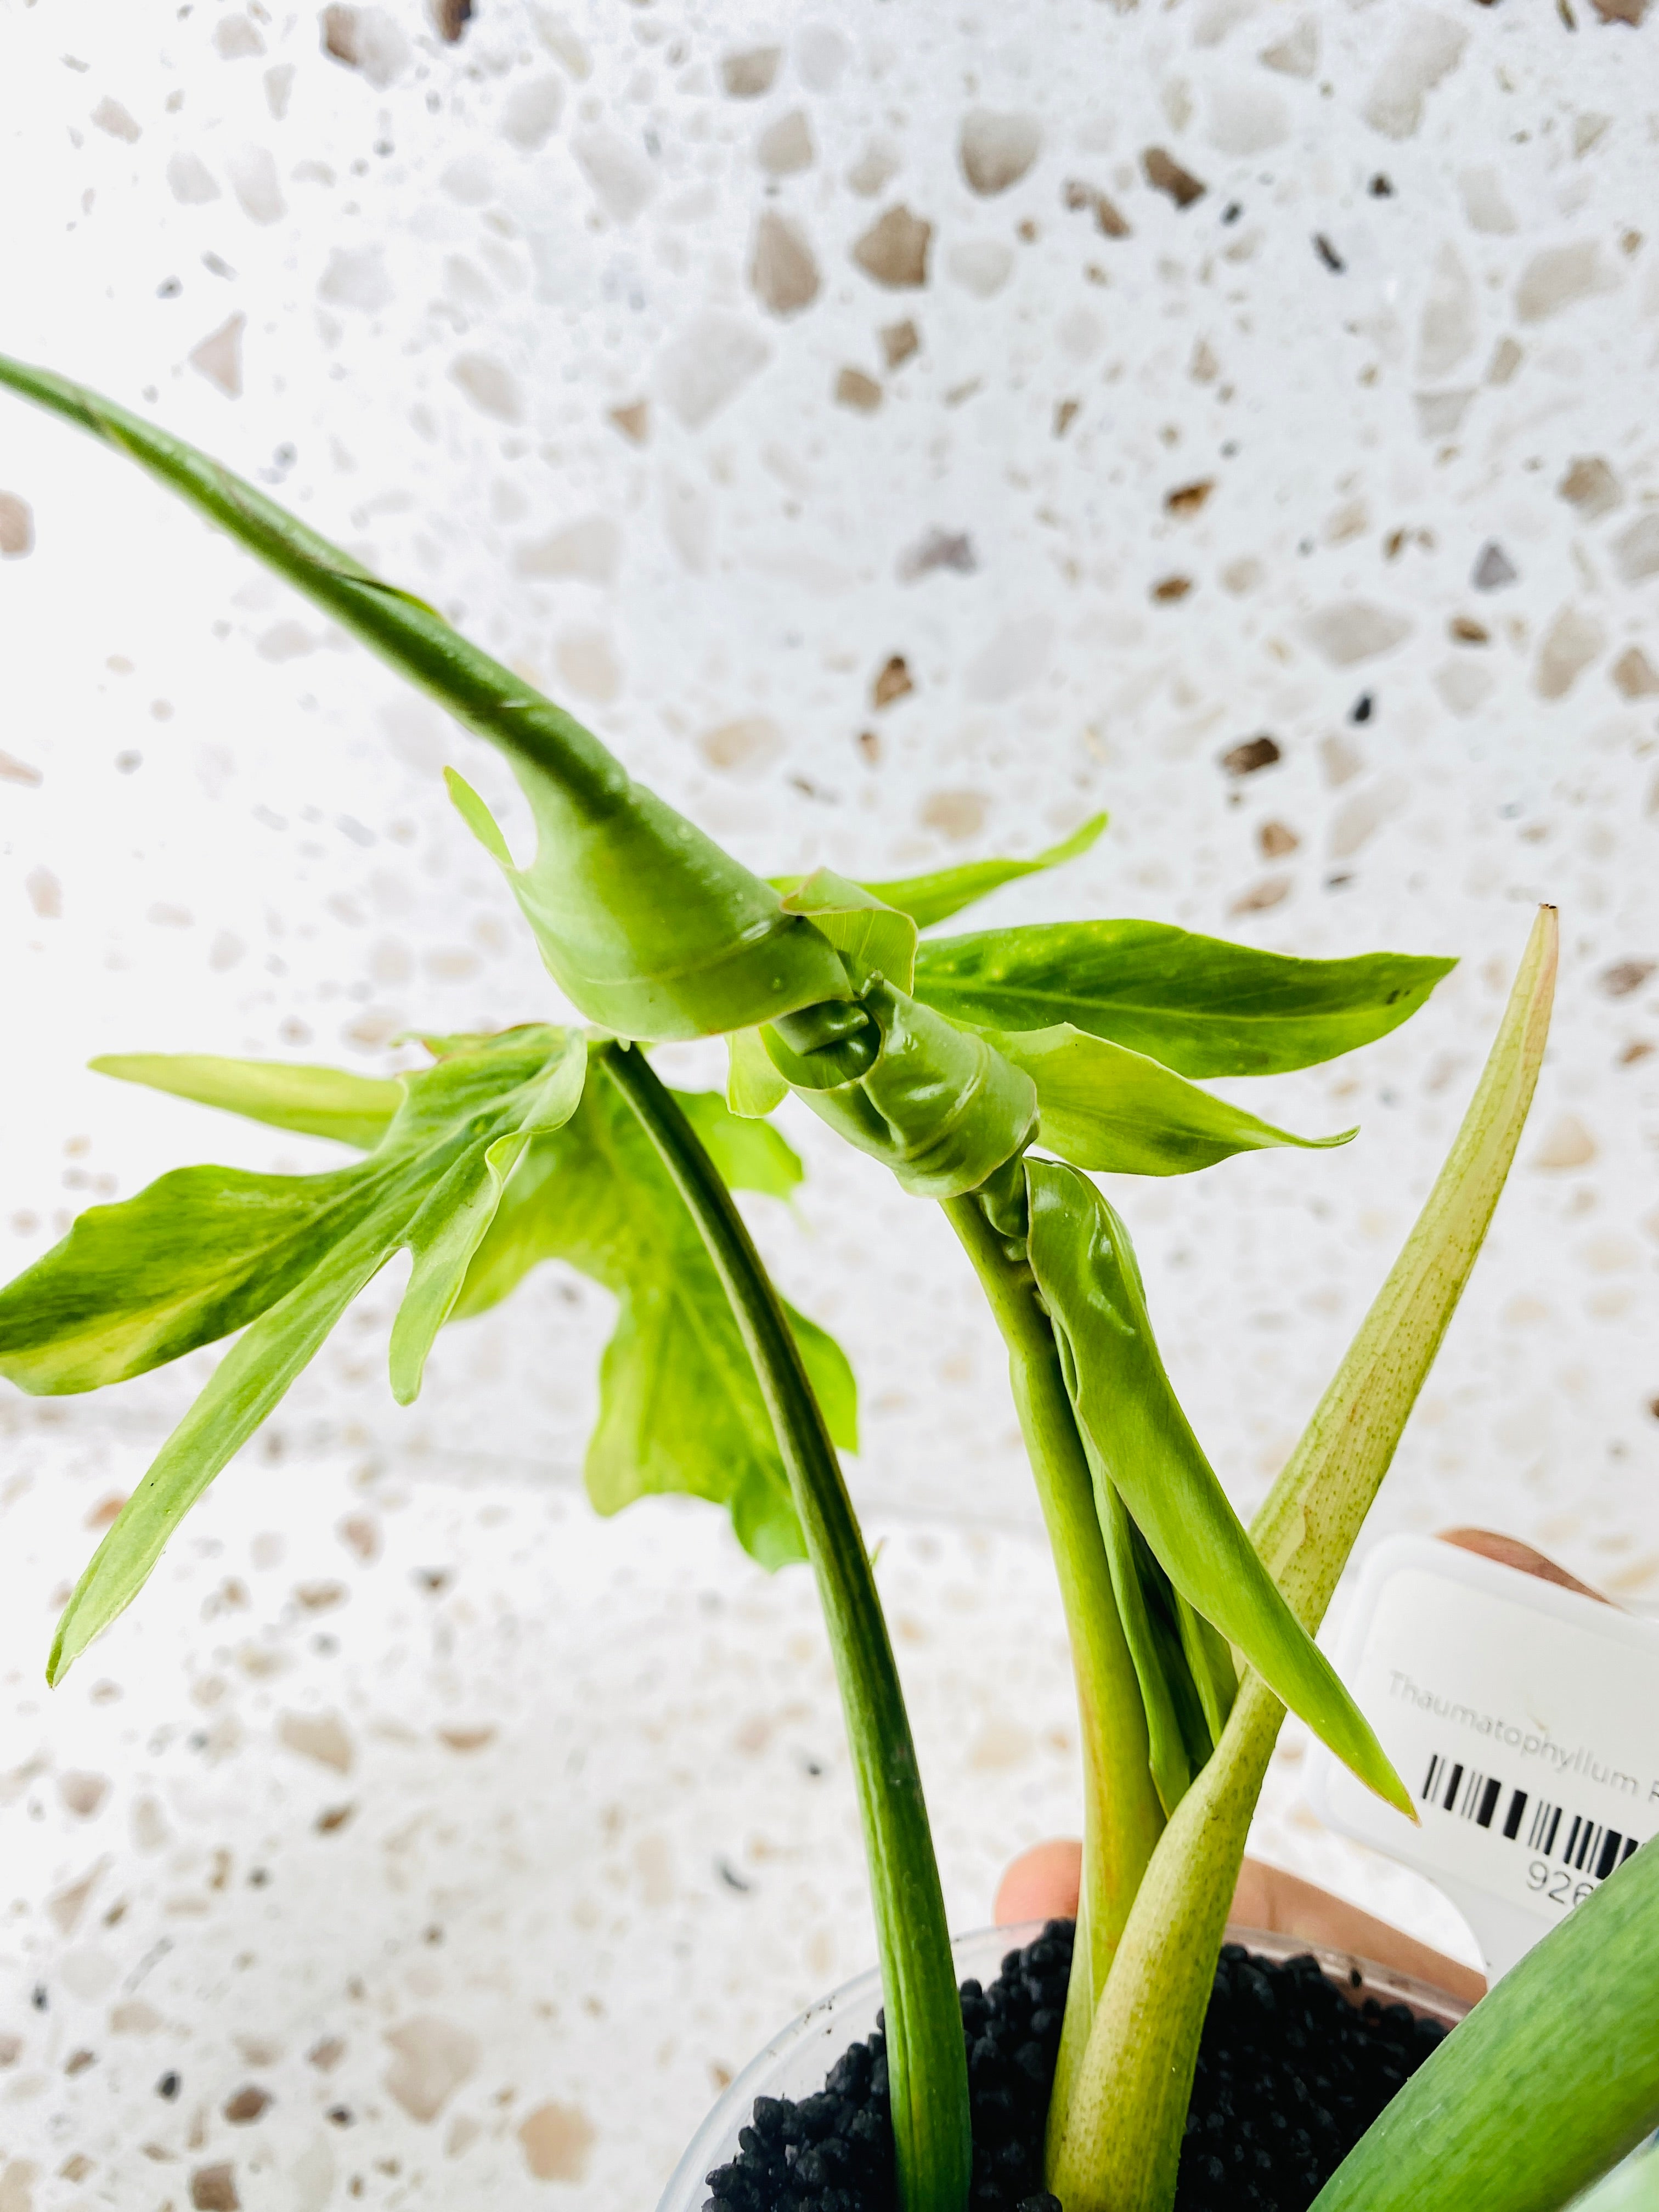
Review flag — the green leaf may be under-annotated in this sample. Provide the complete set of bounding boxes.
[448,1057,856,1566]
[726,1028,791,1119]
[675,1090,804,1201]
[767,983,1039,1201]
[19,1029,586,1680]
[986,1025,1353,1176]
[853,813,1108,931]
[913,922,1455,1077]
[1025,1158,1410,1818]
[1051,909,1558,2212]
[0,358,851,1044]
[92,1053,400,1151]
[1312,1838,1659,2212]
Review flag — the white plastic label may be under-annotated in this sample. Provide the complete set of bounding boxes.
[1306,1534,1659,1982]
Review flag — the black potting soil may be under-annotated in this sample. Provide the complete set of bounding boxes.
[700,1918,1451,2212]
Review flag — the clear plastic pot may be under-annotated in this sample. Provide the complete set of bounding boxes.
[654,1921,1472,2211]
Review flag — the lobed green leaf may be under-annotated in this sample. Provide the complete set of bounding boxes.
[450,1056,855,1567]
[986,1025,1353,1176]
[913,922,1455,1077]
[29,1029,586,1680]
[92,1053,401,1151]
[1025,1158,1410,1818]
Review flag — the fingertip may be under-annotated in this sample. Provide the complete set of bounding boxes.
[995,1838,1082,1927]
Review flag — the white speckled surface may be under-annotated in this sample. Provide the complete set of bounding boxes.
[2,1,1657,2204]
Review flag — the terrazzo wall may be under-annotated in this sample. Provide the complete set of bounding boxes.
[1,0,1656,2205]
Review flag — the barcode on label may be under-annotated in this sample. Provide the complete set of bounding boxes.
[1421,1753,1640,1881]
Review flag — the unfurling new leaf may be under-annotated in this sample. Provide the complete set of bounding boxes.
[913,921,1454,1076]
[1024,1159,1412,1819]
[766,981,1039,1200]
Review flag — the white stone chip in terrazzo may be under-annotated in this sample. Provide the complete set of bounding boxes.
[2,0,1657,2204]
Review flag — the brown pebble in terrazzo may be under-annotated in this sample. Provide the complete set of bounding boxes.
[721,47,782,98]
[431,0,471,40]
[1449,616,1489,645]
[1612,514,1659,586]
[1229,877,1292,916]
[758,110,814,177]
[336,1513,381,1563]
[1164,479,1214,517]
[1600,962,1655,998]
[1063,179,1131,237]
[1536,606,1606,699]
[959,111,1042,196]
[58,1772,110,1818]
[0,493,33,557]
[309,2036,346,2072]
[65,2049,97,2075]
[1221,735,1281,776]
[1558,455,1622,517]
[437,1726,496,1752]
[1151,575,1193,602]
[1142,148,1206,208]
[294,1581,348,1612]
[1259,821,1300,859]
[315,1804,356,1833]
[880,320,920,370]
[319,5,409,88]
[1054,400,1080,437]
[855,730,881,765]
[278,1712,353,1773]
[872,657,914,709]
[191,2165,240,2212]
[223,2085,270,2124]
[519,2101,597,2182]
[921,791,990,842]
[0,2035,20,2065]
[751,214,821,318]
[1611,647,1659,700]
[383,2016,480,2122]
[0,749,42,783]
[852,207,933,289]
[834,368,882,414]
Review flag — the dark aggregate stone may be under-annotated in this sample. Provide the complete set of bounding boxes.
[702,1922,1448,2212]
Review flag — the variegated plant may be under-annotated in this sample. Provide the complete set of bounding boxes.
[3,356,1655,2212]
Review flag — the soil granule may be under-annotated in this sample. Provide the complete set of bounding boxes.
[700,1919,1450,2212]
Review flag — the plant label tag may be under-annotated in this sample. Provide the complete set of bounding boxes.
[1305,1534,1659,1983]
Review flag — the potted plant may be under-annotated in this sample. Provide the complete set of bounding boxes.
[3,356,1657,2212]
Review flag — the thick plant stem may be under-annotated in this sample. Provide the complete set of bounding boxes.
[942,1196,1165,2155]
[1050,908,1558,2212]
[603,1045,970,2212]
